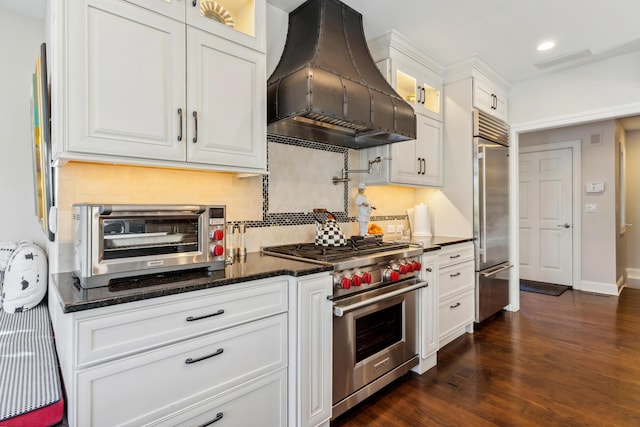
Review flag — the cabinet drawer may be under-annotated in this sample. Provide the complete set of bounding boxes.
[438,243,474,268]
[439,262,475,300]
[439,290,474,341]
[76,314,287,427]
[76,278,288,367]
[157,368,287,427]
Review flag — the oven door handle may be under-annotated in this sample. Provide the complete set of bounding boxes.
[333,281,428,317]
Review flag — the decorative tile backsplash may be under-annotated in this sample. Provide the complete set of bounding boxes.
[55,135,420,255]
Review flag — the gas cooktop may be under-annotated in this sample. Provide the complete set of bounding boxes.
[261,236,424,274]
[262,236,409,262]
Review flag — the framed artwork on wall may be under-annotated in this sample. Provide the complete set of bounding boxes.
[31,43,55,242]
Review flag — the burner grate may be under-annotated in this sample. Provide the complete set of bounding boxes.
[264,237,409,262]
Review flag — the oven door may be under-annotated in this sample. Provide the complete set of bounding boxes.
[332,279,426,416]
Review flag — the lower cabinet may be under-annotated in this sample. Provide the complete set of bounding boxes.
[437,243,475,348]
[76,315,287,426]
[158,369,287,427]
[50,277,289,427]
[412,252,438,374]
[289,273,333,427]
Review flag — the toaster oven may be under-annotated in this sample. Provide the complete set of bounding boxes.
[73,204,226,288]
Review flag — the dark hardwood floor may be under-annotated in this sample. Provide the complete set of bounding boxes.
[332,288,640,426]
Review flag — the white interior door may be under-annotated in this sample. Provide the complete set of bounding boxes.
[519,148,573,285]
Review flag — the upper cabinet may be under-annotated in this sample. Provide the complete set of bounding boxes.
[361,114,443,188]
[361,30,444,188]
[125,0,266,53]
[49,0,267,174]
[369,30,444,121]
[473,72,508,122]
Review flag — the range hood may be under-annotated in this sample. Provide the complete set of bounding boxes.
[267,0,416,150]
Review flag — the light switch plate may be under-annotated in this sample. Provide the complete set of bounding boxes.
[585,182,605,193]
[585,203,598,213]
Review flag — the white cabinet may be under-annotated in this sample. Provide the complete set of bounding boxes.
[369,31,444,121]
[361,114,443,187]
[473,71,508,121]
[49,277,288,427]
[186,26,266,169]
[126,0,266,52]
[289,273,333,427]
[437,242,475,348]
[362,30,444,188]
[50,0,266,173]
[412,252,438,375]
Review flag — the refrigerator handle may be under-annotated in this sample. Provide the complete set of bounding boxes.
[479,144,487,263]
[480,264,513,277]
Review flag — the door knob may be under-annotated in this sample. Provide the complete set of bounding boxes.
[557,223,571,228]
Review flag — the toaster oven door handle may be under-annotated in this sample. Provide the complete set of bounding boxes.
[99,205,207,215]
[333,281,427,317]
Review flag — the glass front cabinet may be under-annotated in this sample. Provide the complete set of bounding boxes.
[124,0,266,52]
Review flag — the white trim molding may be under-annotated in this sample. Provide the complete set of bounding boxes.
[627,268,640,289]
[581,280,621,296]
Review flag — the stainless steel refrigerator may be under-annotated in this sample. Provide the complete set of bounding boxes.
[473,109,512,323]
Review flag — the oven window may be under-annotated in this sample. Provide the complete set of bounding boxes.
[355,302,403,363]
[102,216,199,260]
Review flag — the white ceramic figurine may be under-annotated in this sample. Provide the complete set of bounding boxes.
[355,183,374,236]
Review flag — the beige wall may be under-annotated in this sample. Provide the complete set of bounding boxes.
[0,9,46,246]
[519,120,617,288]
[625,130,640,287]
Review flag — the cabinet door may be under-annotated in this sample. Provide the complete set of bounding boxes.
[67,0,186,161]
[420,255,438,357]
[390,139,420,185]
[186,0,266,53]
[121,0,186,21]
[416,116,443,187]
[186,27,266,171]
[390,115,443,187]
[295,274,332,427]
[473,75,508,121]
[394,63,442,120]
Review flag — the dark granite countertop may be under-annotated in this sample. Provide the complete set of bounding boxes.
[51,252,332,314]
[51,236,472,314]
[411,235,474,252]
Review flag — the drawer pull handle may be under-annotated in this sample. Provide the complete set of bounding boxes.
[185,348,224,365]
[449,272,461,278]
[449,254,461,259]
[186,309,225,322]
[198,412,224,427]
[425,267,432,272]
[450,302,461,309]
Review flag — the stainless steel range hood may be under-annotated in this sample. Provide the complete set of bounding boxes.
[267,0,416,150]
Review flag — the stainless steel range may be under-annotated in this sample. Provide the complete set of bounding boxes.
[262,236,426,419]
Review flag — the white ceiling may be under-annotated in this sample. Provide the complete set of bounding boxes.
[269,0,640,130]
[269,0,640,84]
[5,0,639,84]
[3,0,640,129]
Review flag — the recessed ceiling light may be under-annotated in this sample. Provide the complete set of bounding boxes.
[537,41,555,51]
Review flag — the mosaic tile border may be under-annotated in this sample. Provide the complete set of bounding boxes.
[228,135,408,228]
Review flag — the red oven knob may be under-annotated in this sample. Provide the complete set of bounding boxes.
[413,261,422,271]
[362,272,372,284]
[340,277,352,290]
[384,269,400,282]
[211,244,224,256]
[399,263,409,274]
[211,229,224,241]
[352,274,363,287]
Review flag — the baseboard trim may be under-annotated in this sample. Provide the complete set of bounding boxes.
[581,280,619,296]
[627,268,640,289]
